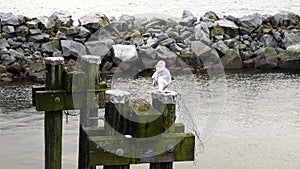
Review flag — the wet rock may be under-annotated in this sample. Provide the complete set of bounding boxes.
[221,49,243,69]
[278,44,300,69]
[214,19,239,37]
[78,12,110,30]
[85,41,111,57]
[28,33,50,42]
[260,34,278,48]
[112,44,138,70]
[15,26,30,36]
[41,40,60,53]
[1,13,22,25]
[243,58,255,68]
[0,64,7,73]
[271,12,300,28]
[282,31,300,48]
[2,25,15,33]
[179,10,197,27]
[61,40,87,57]
[238,13,263,33]
[50,10,73,27]
[255,47,278,69]
[36,16,56,29]
[202,11,219,21]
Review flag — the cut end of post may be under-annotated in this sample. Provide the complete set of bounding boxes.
[44,57,64,65]
[81,55,102,64]
[151,90,178,104]
[105,89,131,104]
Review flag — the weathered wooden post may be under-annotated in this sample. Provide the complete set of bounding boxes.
[44,57,64,169]
[104,89,131,169]
[150,90,178,169]
[78,55,102,169]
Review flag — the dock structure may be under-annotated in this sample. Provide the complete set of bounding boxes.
[32,56,195,169]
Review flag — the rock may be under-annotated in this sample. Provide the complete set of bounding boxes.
[50,10,73,27]
[271,11,300,28]
[138,48,157,60]
[2,25,15,33]
[7,38,21,49]
[255,47,278,69]
[142,36,159,48]
[85,41,111,57]
[77,26,91,38]
[179,10,197,27]
[61,40,87,57]
[180,31,193,41]
[160,38,176,46]
[0,38,9,49]
[0,13,22,25]
[112,44,138,70]
[7,62,23,75]
[194,23,211,44]
[191,41,211,57]
[243,58,255,68]
[119,14,135,25]
[278,44,300,69]
[221,49,243,69]
[26,19,40,29]
[1,52,16,65]
[0,64,7,73]
[1,77,12,82]
[260,34,278,48]
[41,40,60,53]
[9,49,24,60]
[28,33,50,42]
[202,11,219,21]
[15,25,30,36]
[213,40,230,55]
[214,19,239,37]
[78,12,110,30]
[29,29,42,35]
[36,16,56,29]
[282,31,300,48]
[101,61,113,71]
[155,45,178,65]
[59,26,79,35]
[238,13,263,33]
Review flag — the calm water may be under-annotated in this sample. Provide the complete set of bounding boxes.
[0,71,299,169]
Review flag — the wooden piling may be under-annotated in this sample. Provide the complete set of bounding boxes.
[150,90,178,169]
[79,55,102,169]
[104,89,131,169]
[44,57,64,169]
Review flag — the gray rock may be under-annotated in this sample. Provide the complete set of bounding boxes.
[282,31,300,48]
[271,11,300,28]
[179,10,197,27]
[50,10,73,27]
[29,29,42,35]
[278,44,300,69]
[112,44,138,71]
[160,38,175,46]
[142,36,159,48]
[180,31,193,41]
[77,26,91,38]
[9,49,24,60]
[2,25,15,33]
[0,13,22,25]
[41,40,60,53]
[59,26,79,35]
[1,53,16,65]
[78,12,109,30]
[61,40,87,57]
[194,23,211,44]
[85,41,111,57]
[169,43,183,52]
[191,41,211,57]
[0,38,9,49]
[26,19,40,29]
[213,41,230,55]
[238,13,263,32]
[0,64,7,73]
[221,49,243,69]
[36,16,56,29]
[255,47,278,69]
[1,77,12,82]
[214,19,239,37]
[260,34,278,48]
[138,48,158,68]
[155,45,178,65]
[7,38,22,49]
[165,28,179,39]
[202,11,219,21]
[28,33,50,42]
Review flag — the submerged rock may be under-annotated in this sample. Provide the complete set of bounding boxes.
[255,47,278,69]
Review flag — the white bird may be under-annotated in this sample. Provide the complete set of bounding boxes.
[152,60,172,92]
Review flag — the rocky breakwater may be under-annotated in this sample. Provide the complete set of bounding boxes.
[1,10,300,82]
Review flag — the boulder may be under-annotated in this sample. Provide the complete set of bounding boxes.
[78,12,110,30]
[2,25,15,33]
[138,48,158,68]
[26,19,40,29]
[28,33,50,42]
[191,41,221,67]
[41,40,60,53]
[194,23,211,44]
[238,13,263,33]
[278,44,300,69]
[179,10,197,27]
[50,10,73,27]
[112,44,138,71]
[0,13,22,25]
[0,38,9,49]
[77,26,91,38]
[36,16,56,29]
[221,49,243,69]
[255,47,278,69]
[214,19,239,37]
[0,64,7,73]
[59,26,79,35]
[29,29,42,35]
[61,40,87,57]
[243,58,255,68]
[155,45,178,65]
[1,53,16,65]
[202,11,219,21]
[85,41,111,57]
[260,34,278,48]
[271,11,300,28]
[282,31,300,48]
[213,40,230,56]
